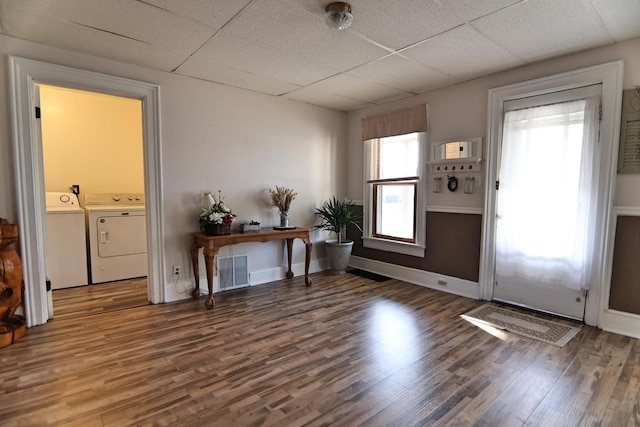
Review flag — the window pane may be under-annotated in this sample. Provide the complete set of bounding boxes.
[378,133,419,179]
[376,183,415,240]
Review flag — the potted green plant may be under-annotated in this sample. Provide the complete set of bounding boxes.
[315,197,362,274]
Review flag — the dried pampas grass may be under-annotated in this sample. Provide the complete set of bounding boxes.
[269,186,297,212]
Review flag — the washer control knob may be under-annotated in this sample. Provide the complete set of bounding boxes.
[135,196,141,201]
[60,194,70,203]
[113,196,121,201]
[128,196,134,201]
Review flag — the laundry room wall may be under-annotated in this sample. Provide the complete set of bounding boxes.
[39,85,144,195]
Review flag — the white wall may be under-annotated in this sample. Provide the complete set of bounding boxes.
[346,37,640,210]
[0,34,347,295]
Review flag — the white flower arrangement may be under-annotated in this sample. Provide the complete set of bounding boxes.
[199,191,235,231]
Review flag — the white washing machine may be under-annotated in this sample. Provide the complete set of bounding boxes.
[45,192,89,289]
[83,193,147,284]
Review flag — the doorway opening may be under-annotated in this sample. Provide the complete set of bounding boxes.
[38,84,149,318]
[9,56,164,327]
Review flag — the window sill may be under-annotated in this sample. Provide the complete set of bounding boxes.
[362,236,425,257]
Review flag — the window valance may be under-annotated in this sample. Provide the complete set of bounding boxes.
[361,104,428,141]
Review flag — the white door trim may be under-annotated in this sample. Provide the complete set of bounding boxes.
[482,61,624,327]
[8,56,165,327]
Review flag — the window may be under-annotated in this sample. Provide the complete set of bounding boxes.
[370,133,419,243]
[361,104,428,257]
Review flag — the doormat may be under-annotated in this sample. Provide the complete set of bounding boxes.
[461,304,581,347]
[347,269,391,282]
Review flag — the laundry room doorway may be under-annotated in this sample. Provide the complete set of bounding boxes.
[38,84,150,318]
[9,56,164,327]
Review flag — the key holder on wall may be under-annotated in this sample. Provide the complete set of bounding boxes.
[429,137,483,194]
[429,137,483,174]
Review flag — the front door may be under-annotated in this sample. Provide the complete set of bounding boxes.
[493,85,601,320]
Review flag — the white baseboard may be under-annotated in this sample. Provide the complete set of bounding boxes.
[600,309,640,339]
[349,256,481,300]
[164,258,328,303]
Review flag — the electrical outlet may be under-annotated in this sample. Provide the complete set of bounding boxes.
[172,265,181,276]
[71,184,80,195]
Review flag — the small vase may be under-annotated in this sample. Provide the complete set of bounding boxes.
[280,212,289,227]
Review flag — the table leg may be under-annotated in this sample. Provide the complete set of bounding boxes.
[191,243,201,298]
[285,238,294,279]
[305,239,313,286]
[203,247,218,309]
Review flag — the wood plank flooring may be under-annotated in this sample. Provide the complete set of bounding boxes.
[1,272,638,426]
[51,278,149,320]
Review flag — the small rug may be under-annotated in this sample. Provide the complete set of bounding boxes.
[347,269,391,282]
[461,304,581,347]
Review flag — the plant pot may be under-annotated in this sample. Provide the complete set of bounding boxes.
[204,223,231,236]
[325,239,354,275]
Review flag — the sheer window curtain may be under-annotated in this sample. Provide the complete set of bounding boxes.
[495,96,600,291]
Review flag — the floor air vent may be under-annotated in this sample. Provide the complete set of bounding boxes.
[218,255,249,290]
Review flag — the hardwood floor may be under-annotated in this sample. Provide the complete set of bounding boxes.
[1,272,638,426]
[51,278,149,320]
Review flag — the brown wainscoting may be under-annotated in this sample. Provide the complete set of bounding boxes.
[609,215,640,315]
[348,209,482,282]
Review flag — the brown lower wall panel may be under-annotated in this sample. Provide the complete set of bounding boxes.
[609,215,640,315]
[348,209,482,282]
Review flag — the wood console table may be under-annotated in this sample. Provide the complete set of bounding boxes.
[191,227,313,309]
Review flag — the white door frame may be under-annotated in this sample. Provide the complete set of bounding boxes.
[481,61,624,327]
[8,56,165,327]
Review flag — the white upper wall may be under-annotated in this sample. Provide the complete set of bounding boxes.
[346,37,640,209]
[0,33,348,276]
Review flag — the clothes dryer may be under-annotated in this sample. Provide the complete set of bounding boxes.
[45,192,88,289]
[83,193,147,284]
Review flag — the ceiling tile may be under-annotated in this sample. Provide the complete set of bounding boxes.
[341,0,465,50]
[176,57,302,96]
[283,86,374,112]
[441,0,523,22]
[219,0,390,72]
[139,0,252,31]
[5,0,216,54]
[472,0,611,62]
[403,24,525,80]
[194,32,339,86]
[347,54,458,94]
[0,5,187,71]
[301,74,414,104]
[590,0,640,42]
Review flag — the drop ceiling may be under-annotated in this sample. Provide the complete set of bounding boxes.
[1,0,639,112]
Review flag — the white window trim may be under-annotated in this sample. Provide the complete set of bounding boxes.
[363,132,427,257]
